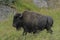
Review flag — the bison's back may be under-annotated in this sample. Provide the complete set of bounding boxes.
[22,11,47,27]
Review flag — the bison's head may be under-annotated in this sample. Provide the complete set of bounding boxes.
[13,13,23,30]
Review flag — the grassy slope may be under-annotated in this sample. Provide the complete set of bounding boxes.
[14,0,40,12]
[0,0,60,40]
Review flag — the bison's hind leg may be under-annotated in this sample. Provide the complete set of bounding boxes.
[47,29,53,34]
[46,26,53,34]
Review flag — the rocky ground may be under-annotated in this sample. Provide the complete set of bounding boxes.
[0,4,16,21]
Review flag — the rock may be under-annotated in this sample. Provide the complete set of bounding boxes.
[33,0,48,8]
[0,5,16,21]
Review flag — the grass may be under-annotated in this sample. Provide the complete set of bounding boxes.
[0,0,60,40]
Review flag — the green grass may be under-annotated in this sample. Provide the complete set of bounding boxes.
[14,0,40,12]
[0,0,60,40]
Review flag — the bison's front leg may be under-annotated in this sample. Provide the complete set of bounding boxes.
[22,26,28,35]
[23,31,27,35]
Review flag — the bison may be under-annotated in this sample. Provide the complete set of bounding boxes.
[13,11,53,35]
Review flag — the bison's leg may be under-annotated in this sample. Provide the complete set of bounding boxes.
[23,30,27,35]
[33,30,37,34]
[22,27,28,35]
[32,27,38,34]
[46,26,53,34]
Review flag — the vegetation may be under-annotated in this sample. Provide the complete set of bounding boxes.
[0,0,60,40]
[13,0,40,12]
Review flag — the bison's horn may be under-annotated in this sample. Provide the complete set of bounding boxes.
[19,14,22,17]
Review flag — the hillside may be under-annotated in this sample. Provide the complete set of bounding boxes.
[13,0,40,12]
[0,0,60,40]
